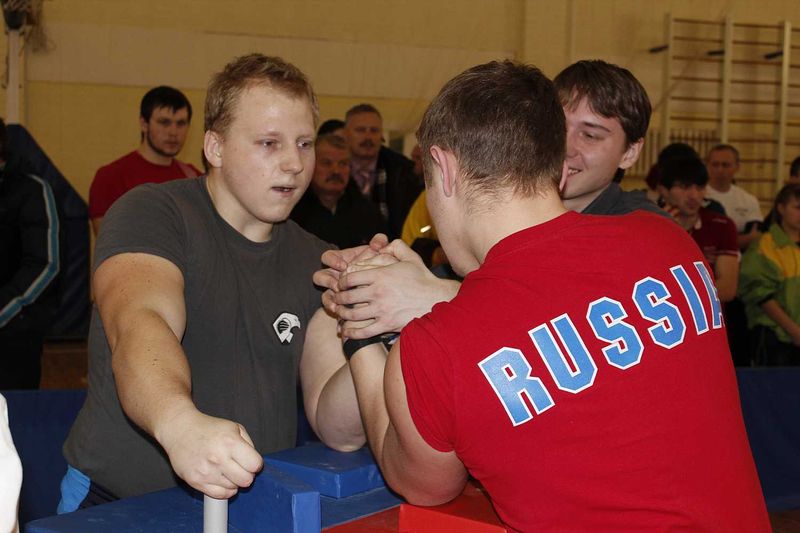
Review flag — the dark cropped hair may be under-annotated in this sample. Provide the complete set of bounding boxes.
[658,143,699,166]
[645,143,701,189]
[554,60,651,146]
[789,155,800,178]
[140,86,193,123]
[659,156,709,189]
[318,119,345,136]
[707,144,740,164]
[416,60,565,204]
[773,183,800,226]
[205,53,318,135]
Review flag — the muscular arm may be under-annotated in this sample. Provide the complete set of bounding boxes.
[96,252,262,499]
[348,342,467,505]
[299,308,365,451]
[713,254,739,303]
[761,299,800,346]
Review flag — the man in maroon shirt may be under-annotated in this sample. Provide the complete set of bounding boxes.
[657,155,739,302]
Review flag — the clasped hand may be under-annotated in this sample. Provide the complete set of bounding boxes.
[313,234,442,339]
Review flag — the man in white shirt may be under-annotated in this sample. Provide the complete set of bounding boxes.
[705,144,763,250]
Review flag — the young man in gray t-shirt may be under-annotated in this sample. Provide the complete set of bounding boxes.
[60,54,365,508]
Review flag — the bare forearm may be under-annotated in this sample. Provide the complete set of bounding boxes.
[348,345,392,466]
[111,310,196,443]
[348,352,438,501]
[349,343,468,505]
[713,255,738,303]
[314,363,366,451]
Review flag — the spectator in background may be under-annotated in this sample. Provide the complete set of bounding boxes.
[555,60,666,217]
[705,144,762,250]
[657,156,739,302]
[344,104,421,239]
[739,183,800,366]
[88,86,200,234]
[762,154,800,231]
[0,117,61,389]
[291,133,386,248]
[705,143,762,366]
[646,143,726,215]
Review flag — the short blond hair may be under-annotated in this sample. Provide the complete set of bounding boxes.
[204,53,319,136]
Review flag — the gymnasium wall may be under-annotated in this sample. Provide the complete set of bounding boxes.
[5,0,800,200]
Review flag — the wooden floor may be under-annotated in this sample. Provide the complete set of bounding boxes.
[40,341,800,532]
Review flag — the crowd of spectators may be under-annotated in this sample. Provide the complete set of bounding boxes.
[648,144,800,366]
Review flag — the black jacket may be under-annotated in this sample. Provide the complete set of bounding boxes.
[291,180,388,249]
[0,159,61,334]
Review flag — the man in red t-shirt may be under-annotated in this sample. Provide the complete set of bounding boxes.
[657,155,740,302]
[88,86,200,234]
[334,61,769,531]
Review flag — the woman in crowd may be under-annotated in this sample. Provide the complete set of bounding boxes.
[739,183,800,366]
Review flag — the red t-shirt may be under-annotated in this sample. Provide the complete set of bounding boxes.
[400,211,769,532]
[689,207,739,266]
[88,150,200,218]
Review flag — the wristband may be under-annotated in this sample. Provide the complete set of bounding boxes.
[343,335,385,360]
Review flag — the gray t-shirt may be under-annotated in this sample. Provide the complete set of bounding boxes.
[63,177,331,498]
[583,183,668,217]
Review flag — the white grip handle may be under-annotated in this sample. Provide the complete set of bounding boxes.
[203,495,228,533]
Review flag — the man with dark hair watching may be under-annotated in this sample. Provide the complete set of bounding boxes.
[344,103,421,239]
[88,85,200,234]
[657,156,739,302]
[291,133,386,248]
[555,60,664,216]
[331,60,768,531]
[60,55,365,510]
[705,143,763,249]
[0,117,60,390]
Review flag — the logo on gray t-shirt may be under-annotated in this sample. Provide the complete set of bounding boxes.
[273,312,301,344]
